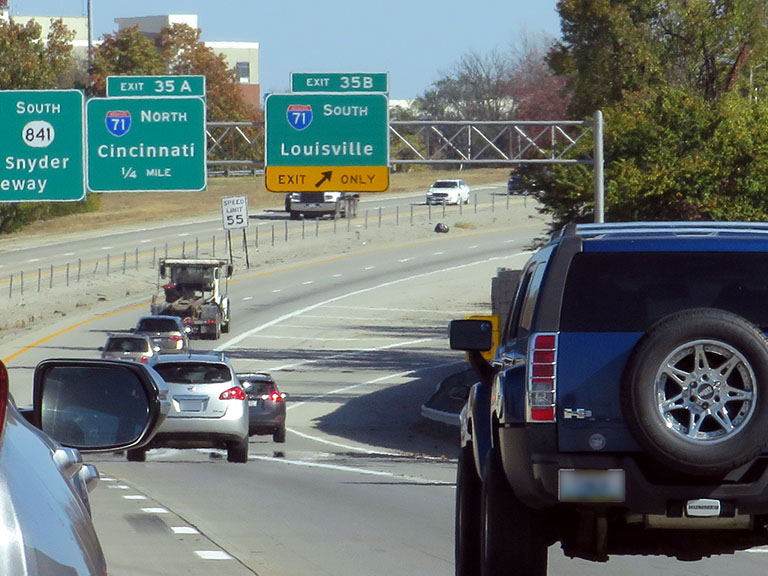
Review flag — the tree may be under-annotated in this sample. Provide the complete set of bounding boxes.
[415,49,515,121]
[91,26,165,94]
[0,18,74,89]
[508,35,571,121]
[537,0,768,226]
[158,23,252,122]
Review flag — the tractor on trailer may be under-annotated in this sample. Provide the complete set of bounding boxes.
[150,258,232,340]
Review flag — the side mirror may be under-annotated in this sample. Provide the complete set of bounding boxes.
[97,346,104,352]
[449,319,494,352]
[227,264,234,278]
[32,359,169,452]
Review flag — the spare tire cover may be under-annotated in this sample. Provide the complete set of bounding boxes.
[622,308,768,477]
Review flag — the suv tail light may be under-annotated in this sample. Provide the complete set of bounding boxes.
[527,333,557,422]
[220,387,246,401]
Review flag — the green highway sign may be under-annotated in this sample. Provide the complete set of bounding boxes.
[264,92,389,193]
[86,96,207,192]
[106,75,206,98]
[0,90,85,202]
[291,72,389,93]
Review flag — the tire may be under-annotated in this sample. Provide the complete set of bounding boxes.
[481,448,548,576]
[289,211,300,220]
[273,426,286,443]
[227,436,249,463]
[126,447,147,462]
[622,308,768,477]
[456,444,482,576]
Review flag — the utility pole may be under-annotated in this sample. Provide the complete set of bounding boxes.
[87,0,93,73]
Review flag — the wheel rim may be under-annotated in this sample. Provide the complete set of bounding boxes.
[654,339,757,444]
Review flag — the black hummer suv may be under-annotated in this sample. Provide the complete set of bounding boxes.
[450,222,768,576]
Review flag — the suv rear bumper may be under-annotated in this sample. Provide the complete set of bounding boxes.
[499,426,768,515]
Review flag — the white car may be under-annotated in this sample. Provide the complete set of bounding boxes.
[426,179,470,205]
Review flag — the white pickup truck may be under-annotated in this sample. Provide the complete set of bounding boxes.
[287,192,359,219]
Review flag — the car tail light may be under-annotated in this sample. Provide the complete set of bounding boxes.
[270,392,282,402]
[527,333,557,422]
[220,387,246,401]
[0,361,7,432]
[139,357,149,364]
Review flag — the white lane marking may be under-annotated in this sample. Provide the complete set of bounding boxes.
[285,427,399,455]
[142,507,169,514]
[249,455,453,485]
[266,338,434,372]
[195,551,232,560]
[433,251,444,255]
[140,239,152,243]
[271,289,281,293]
[107,484,130,490]
[177,233,189,237]
[123,495,147,500]
[287,369,415,411]
[63,252,75,256]
[399,257,415,262]
[364,266,375,270]
[28,258,40,263]
[217,252,527,355]
[302,280,314,285]
[101,246,113,250]
[172,526,200,535]
[332,274,343,278]
[325,305,465,314]
[242,296,253,301]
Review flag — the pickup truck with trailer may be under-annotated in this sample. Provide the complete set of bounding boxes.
[450,222,768,576]
[287,191,359,219]
[150,258,232,340]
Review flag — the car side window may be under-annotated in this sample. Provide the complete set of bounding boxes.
[503,263,536,343]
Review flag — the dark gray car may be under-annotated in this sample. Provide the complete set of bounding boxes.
[238,372,287,442]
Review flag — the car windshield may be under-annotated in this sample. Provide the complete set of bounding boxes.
[137,318,180,332]
[154,362,230,384]
[432,181,457,188]
[105,338,149,353]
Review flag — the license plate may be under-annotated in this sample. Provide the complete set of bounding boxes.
[558,469,625,503]
[248,400,260,407]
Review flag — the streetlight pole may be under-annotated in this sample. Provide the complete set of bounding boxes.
[87,0,93,73]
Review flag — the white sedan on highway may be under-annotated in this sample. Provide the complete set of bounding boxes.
[425,179,471,205]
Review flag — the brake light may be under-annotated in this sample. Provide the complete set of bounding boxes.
[140,357,149,364]
[220,387,246,401]
[528,333,557,422]
[0,360,7,433]
[270,392,282,402]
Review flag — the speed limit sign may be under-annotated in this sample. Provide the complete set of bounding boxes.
[221,195,249,229]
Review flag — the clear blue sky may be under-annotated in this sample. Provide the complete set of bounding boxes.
[10,0,561,100]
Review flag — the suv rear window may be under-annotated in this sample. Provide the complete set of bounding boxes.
[137,318,180,332]
[560,252,768,332]
[154,363,230,384]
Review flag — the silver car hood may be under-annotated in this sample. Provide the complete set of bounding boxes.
[0,401,105,576]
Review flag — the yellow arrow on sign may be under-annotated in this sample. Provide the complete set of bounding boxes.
[265,166,389,193]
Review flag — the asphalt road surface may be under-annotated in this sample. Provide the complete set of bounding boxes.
[4,206,768,575]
